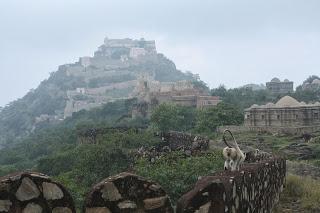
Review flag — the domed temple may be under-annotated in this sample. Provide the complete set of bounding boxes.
[266,77,294,94]
[244,96,320,134]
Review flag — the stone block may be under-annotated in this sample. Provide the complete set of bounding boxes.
[143,196,168,210]
[52,207,73,213]
[85,207,111,213]
[43,182,64,200]
[22,203,42,213]
[15,177,40,201]
[100,182,122,201]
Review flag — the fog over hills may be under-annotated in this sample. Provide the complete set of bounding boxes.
[1,0,320,106]
[0,37,199,144]
[1,2,320,212]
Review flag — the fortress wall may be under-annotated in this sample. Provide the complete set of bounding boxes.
[176,157,286,213]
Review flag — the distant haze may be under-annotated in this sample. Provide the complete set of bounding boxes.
[1,0,320,106]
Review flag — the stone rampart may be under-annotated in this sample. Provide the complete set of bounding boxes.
[176,157,286,213]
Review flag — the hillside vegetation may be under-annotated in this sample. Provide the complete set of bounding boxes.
[211,84,320,111]
[0,100,241,208]
[0,48,196,145]
[1,37,320,211]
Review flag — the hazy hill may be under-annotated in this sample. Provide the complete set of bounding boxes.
[0,37,198,144]
[240,83,266,91]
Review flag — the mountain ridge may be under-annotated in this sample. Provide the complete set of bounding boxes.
[0,37,199,144]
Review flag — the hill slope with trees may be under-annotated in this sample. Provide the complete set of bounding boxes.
[0,40,198,145]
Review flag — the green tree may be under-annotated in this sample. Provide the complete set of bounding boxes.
[151,103,196,132]
[195,102,243,133]
[303,75,320,84]
[293,86,320,102]
[211,86,276,111]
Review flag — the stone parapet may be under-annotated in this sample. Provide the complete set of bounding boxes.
[176,157,286,213]
[0,157,285,212]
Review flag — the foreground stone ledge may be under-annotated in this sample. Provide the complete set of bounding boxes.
[176,157,286,213]
[83,172,173,213]
[0,171,76,213]
[0,155,286,212]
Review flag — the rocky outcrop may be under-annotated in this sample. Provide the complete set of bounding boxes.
[135,131,210,162]
[83,172,173,213]
[159,131,209,152]
[0,172,75,213]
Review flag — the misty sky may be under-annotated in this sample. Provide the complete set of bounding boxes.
[0,0,320,106]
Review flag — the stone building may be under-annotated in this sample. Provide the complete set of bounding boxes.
[266,78,293,94]
[95,37,156,58]
[244,96,320,134]
[129,47,147,58]
[160,95,221,109]
[133,76,221,110]
[196,96,221,109]
[79,56,91,67]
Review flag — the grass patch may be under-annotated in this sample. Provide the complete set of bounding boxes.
[211,131,293,152]
[279,174,320,211]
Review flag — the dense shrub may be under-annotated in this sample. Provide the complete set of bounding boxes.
[134,151,224,202]
[195,102,244,133]
[151,104,196,132]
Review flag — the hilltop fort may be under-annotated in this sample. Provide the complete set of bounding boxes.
[62,37,214,118]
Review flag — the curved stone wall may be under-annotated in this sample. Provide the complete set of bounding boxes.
[0,172,75,213]
[83,172,173,213]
